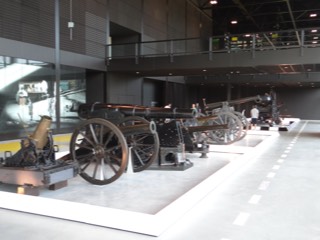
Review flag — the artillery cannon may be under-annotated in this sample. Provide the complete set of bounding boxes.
[0,116,78,195]
[75,103,227,172]
[201,95,262,144]
[73,103,201,180]
[256,90,282,125]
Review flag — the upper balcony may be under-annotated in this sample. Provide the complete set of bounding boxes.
[106,28,320,87]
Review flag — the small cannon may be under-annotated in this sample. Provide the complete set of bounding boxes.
[0,116,78,194]
[202,95,262,144]
[3,115,55,167]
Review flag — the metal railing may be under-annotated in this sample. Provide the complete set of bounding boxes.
[106,27,320,63]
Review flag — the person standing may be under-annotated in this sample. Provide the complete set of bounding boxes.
[250,105,259,130]
[16,86,29,124]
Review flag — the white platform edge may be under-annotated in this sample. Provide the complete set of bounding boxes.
[0,131,280,237]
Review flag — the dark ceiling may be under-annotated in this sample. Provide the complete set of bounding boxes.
[195,0,320,87]
[200,0,320,34]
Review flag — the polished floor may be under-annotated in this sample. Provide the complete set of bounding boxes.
[0,120,320,239]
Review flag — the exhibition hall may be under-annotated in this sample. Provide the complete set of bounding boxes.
[0,0,320,239]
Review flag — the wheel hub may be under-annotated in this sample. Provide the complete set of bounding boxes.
[93,145,105,158]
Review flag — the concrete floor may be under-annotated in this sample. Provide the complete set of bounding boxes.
[0,120,319,239]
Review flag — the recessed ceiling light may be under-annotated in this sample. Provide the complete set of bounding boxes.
[202,69,207,72]
[231,20,238,24]
[314,36,319,39]
[312,41,318,44]
[311,29,318,33]
[310,13,317,18]
[210,0,218,5]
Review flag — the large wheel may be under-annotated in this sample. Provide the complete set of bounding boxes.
[70,118,128,185]
[232,111,249,141]
[205,111,243,144]
[118,116,159,172]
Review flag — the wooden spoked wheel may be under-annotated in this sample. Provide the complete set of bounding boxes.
[232,111,249,141]
[205,111,243,144]
[70,118,128,185]
[118,116,159,172]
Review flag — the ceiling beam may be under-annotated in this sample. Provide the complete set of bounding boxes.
[285,0,301,45]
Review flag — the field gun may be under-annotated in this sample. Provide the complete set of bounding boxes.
[201,95,262,144]
[77,103,229,170]
[76,103,199,171]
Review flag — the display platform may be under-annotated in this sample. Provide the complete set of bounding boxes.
[0,131,279,236]
[257,118,300,131]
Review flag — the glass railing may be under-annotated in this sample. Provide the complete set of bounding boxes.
[106,28,320,61]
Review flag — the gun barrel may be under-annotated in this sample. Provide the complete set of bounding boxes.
[196,115,218,122]
[187,124,228,133]
[78,103,196,119]
[119,121,157,136]
[29,115,52,149]
[205,95,261,109]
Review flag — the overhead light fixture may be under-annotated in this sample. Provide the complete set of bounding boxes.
[312,41,318,44]
[231,20,238,24]
[314,36,319,39]
[311,29,318,33]
[310,13,317,18]
[210,0,218,5]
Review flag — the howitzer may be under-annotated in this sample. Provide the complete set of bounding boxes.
[0,116,78,194]
[4,115,55,167]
